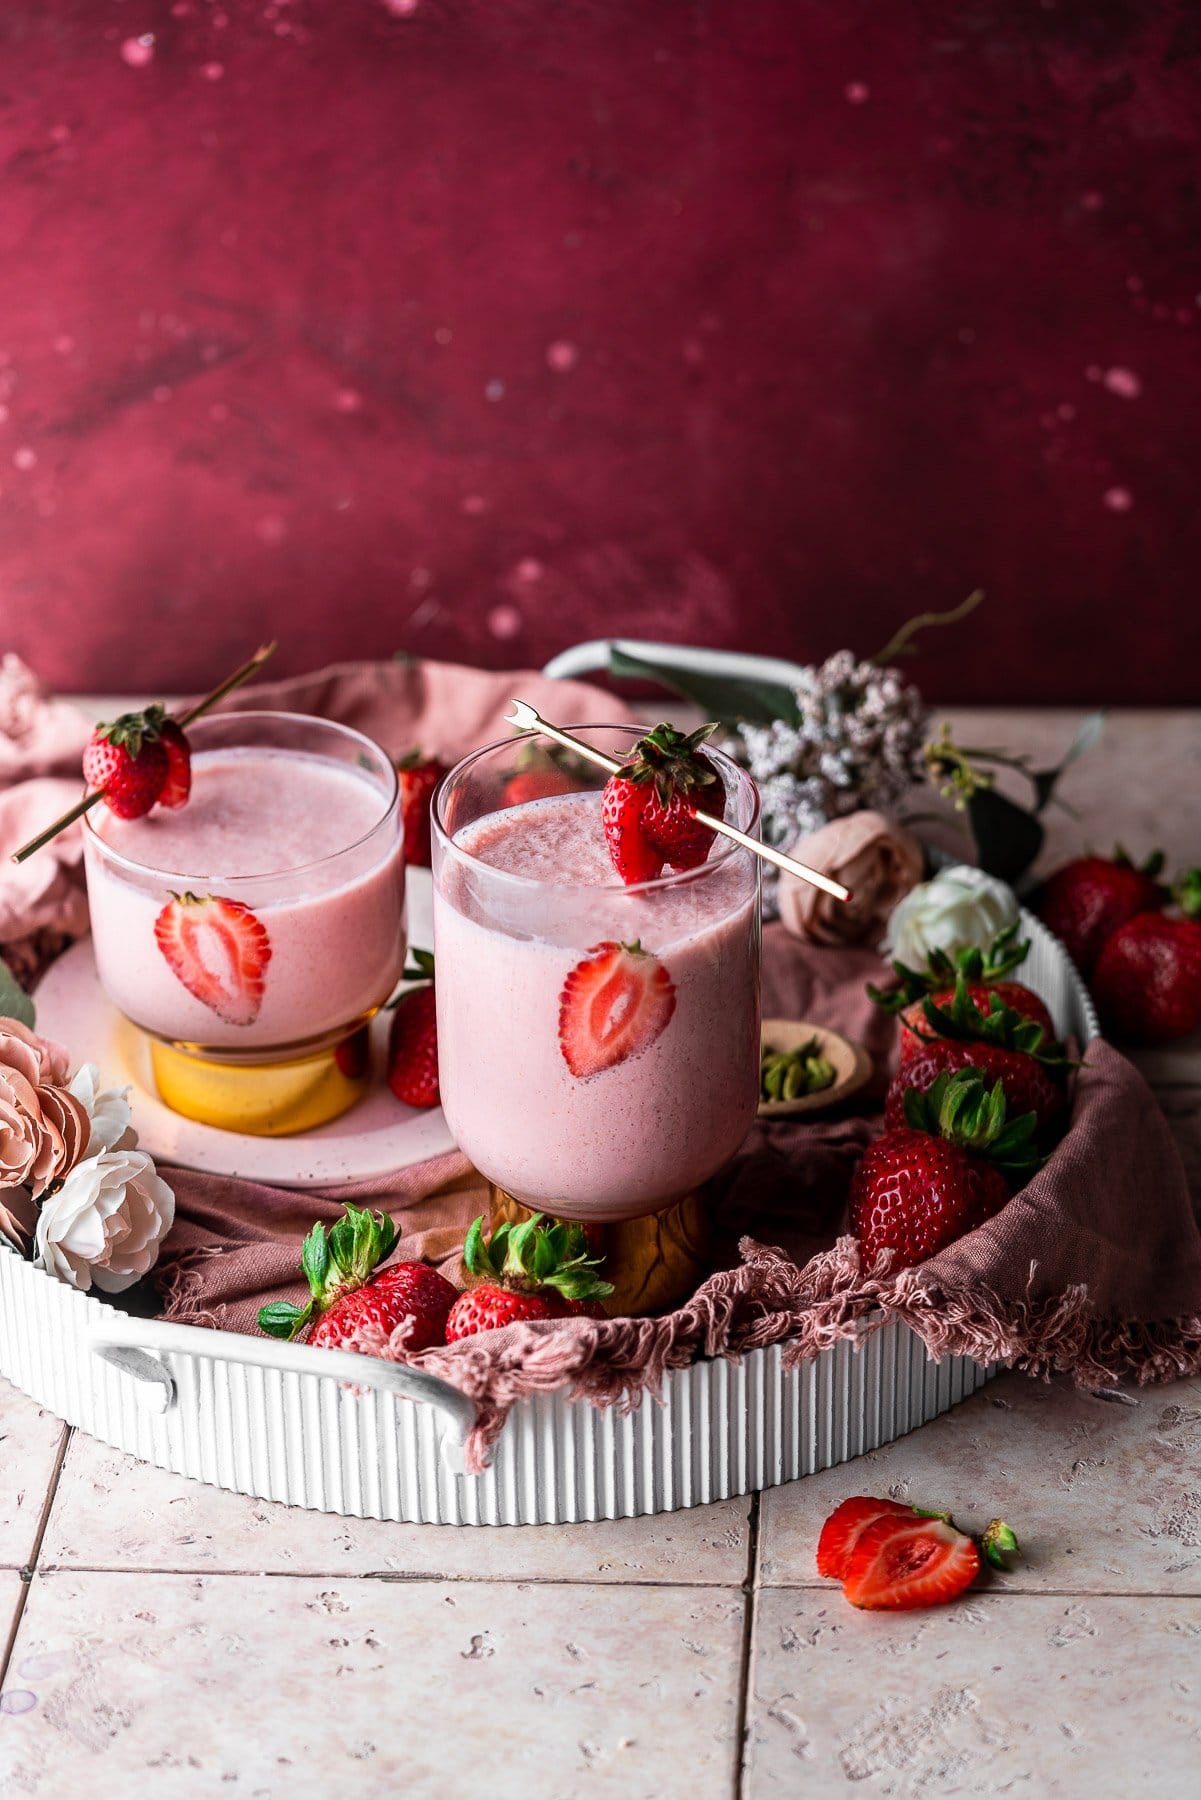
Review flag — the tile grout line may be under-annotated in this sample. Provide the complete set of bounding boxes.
[0,1424,72,1690]
[30,1563,754,1588]
[733,1490,761,1800]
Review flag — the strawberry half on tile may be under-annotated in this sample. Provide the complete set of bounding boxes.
[154,892,272,1026]
[558,939,676,1078]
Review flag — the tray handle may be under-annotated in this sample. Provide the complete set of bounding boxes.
[88,1316,477,1475]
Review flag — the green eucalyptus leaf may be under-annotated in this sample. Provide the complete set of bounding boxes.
[608,647,801,728]
[966,788,1045,884]
[0,963,35,1031]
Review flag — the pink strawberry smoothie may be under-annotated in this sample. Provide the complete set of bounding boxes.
[84,747,405,1051]
[434,791,761,1222]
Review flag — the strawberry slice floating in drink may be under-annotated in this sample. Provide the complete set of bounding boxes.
[154,893,273,1026]
[558,940,676,1078]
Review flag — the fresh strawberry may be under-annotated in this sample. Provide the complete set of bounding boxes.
[887,973,1069,1130]
[334,1023,371,1079]
[601,721,722,882]
[154,892,272,1025]
[156,718,193,809]
[504,769,577,805]
[601,775,665,884]
[257,1202,457,1355]
[1039,847,1166,973]
[816,1496,917,1579]
[397,752,447,868]
[842,1513,981,1610]
[444,1213,613,1341]
[898,980,1054,1065]
[850,1067,1043,1271]
[885,1037,1065,1134]
[558,939,676,1078]
[869,923,1054,1059]
[1091,912,1201,1044]
[387,950,439,1107]
[82,704,171,819]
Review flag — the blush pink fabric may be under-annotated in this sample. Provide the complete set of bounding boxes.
[3,657,1200,1474]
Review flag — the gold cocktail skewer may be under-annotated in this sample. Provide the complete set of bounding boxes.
[504,699,852,903]
[10,641,279,865]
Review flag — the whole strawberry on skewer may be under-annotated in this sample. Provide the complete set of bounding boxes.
[882,973,1069,1133]
[869,922,1055,1063]
[1038,846,1166,974]
[258,1202,458,1356]
[851,1066,1044,1272]
[601,722,724,884]
[444,1213,613,1340]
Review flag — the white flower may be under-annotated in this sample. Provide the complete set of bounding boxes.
[34,1149,174,1294]
[881,863,1018,968]
[68,1062,137,1156]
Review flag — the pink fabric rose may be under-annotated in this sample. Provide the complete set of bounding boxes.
[778,810,924,948]
[0,1019,89,1203]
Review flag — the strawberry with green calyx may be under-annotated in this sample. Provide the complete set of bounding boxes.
[258,1202,459,1356]
[851,1067,1043,1271]
[387,950,440,1108]
[884,972,1070,1131]
[601,721,723,883]
[397,751,447,868]
[444,1213,614,1341]
[1038,846,1167,974]
[82,703,174,820]
[868,922,1055,1058]
[1174,868,1201,920]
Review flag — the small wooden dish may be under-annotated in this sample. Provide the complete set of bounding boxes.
[758,1018,874,1118]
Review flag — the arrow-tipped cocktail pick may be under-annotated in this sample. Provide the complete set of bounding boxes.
[11,642,280,865]
[504,699,852,903]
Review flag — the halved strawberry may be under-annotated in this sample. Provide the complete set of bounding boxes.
[558,940,676,1078]
[154,893,272,1025]
[815,1495,916,1579]
[157,719,193,809]
[842,1513,981,1610]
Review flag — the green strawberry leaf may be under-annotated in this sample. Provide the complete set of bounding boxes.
[257,1300,313,1341]
[301,1223,330,1301]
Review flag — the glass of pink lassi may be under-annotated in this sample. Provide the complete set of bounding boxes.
[432,727,761,1225]
[83,711,405,1135]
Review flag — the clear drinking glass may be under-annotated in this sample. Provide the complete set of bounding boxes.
[431,726,761,1225]
[82,711,405,1135]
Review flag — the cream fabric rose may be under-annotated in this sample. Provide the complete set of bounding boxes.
[34,1149,175,1294]
[69,1063,137,1156]
[0,1020,88,1196]
[881,863,1019,968]
[778,811,925,948]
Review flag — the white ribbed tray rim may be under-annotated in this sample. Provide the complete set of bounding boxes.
[0,910,1097,1525]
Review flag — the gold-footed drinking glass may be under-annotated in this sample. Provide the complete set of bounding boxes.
[431,725,762,1304]
[82,711,406,1135]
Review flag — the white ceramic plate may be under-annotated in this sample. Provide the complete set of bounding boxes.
[33,869,457,1187]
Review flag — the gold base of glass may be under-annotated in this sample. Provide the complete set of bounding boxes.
[489,1187,710,1317]
[148,1034,369,1136]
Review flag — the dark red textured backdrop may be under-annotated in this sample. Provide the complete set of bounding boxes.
[0,0,1197,700]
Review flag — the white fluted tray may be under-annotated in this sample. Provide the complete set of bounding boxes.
[0,909,1097,1526]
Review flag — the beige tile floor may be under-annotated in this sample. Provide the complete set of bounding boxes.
[1,706,1200,1796]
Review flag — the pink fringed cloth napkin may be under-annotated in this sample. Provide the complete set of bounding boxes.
[3,656,1201,1474]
